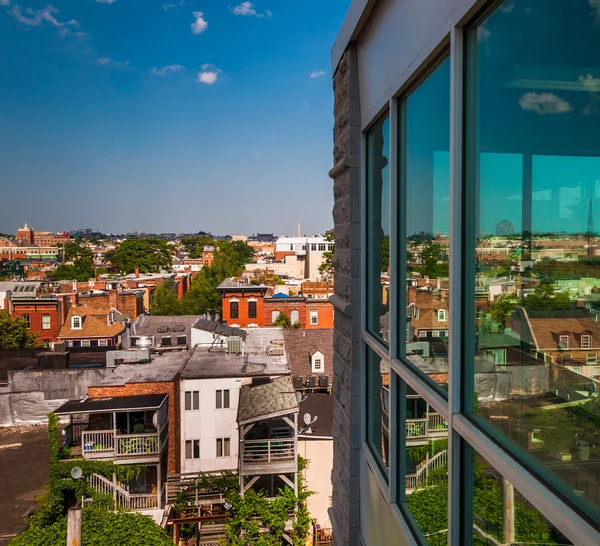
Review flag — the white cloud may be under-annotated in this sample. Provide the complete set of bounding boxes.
[0,0,11,6]
[310,70,327,79]
[231,2,272,18]
[477,26,491,42]
[96,57,129,69]
[95,0,116,3]
[519,92,573,115]
[9,4,79,30]
[162,0,187,11]
[191,11,207,34]
[197,64,220,84]
[590,0,600,23]
[579,73,600,92]
[151,64,183,76]
[499,0,515,13]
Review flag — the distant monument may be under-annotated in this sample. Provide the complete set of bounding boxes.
[496,220,514,236]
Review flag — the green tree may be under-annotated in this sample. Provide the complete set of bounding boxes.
[318,230,335,278]
[151,280,182,316]
[381,235,390,272]
[52,258,95,282]
[0,312,38,349]
[489,295,515,329]
[56,241,93,262]
[105,237,172,274]
[273,312,292,328]
[416,241,449,278]
[180,235,214,258]
[523,284,571,311]
[181,241,255,314]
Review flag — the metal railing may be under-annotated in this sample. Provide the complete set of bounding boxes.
[428,413,446,432]
[241,438,295,464]
[88,473,159,510]
[405,419,427,439]
[406,413,447,440]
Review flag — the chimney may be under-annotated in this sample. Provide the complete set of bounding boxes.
[134,267,140,278]
[72,279,78,293]
[215,310,221,322]
[69,292,79,306]
[297,222,301,238]
[108,289,118,310]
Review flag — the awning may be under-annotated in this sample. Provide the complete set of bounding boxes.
[54,394,168,415]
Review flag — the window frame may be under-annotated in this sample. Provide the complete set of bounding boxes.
[230,300,239,320]
[41,314,51,330]
[22,314,31,328]
[309,309,318,325]
[248,299,257,319]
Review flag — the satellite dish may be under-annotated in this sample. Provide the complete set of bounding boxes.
[71,466,83,480]
[303,413,312,425]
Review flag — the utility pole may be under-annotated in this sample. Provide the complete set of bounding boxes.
[66,505,82,546]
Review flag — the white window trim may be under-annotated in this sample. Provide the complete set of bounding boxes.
[310,309,319,325]
[71,316,82,330]
[81,340,90,347]
[437,309,447,321]
[42,314,51,330]
[418,330,427,338]
[581,335,591,349]
[586,353,596,364]
[312,351,324,373]
[98,339,108,347]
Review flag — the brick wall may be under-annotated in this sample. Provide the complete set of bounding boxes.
[88,380,180,474]
[330,45,362,546]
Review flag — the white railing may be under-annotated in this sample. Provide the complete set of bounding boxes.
[114,433,160,457]
[242,439,295,464]
[405,450,448,492]
[406,419,427,439]
[428,413,447,432]
[82,431,114,457]
[88,474,159,510]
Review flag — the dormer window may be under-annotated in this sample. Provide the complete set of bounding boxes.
[559,335,569,349]
[581,334,591,349]
[312,351,324,373]
[437,309,447,321]
[72,316,82,329]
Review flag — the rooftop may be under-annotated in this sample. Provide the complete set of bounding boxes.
[182,327,290,379]
[237,376,298,424]
[133,314,200,341]
[283,329,334,377]
[298,393,333,439]
[193,318,246,339]
[218,278,269,291]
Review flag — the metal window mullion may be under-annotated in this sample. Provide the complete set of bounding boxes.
[448,22,471,546]
[388,97,399,504]
[360,130,368,445]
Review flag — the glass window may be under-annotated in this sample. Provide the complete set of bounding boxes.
[22,314,31,328]
[216,390,222,409]
[81,340,90,347]
[311,244,317,251]
[310,309,318,325]
[403,389,449,544]
[72,316,81,329]
[291,310,299,324]
[367,115,391,344]
[467,0,600,519]
[193,439,200,459]
[192,390,199,410]
[224,437,230,457]
[230,301,239,319]
[471,448,572,546]
[185,391,191,411]
[318,243,326,251]
[216,438,223,457]
[366,345,389,478]
[185,440,192,459]
[248,300,257,319]
[98,339,108,347]
[404,57,450,392]
[223,389,230,409]
[42,314,51,330]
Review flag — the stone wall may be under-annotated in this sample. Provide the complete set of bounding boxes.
[329,44,362,546]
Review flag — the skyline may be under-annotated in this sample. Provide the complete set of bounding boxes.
[0,0,348,235]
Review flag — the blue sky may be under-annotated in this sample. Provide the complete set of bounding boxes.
[0,0,349,236]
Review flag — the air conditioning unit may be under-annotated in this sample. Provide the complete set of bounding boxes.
[227,336,243,354]
[293,376,303,389]
[306,376,317,388]
[319,375,329,388]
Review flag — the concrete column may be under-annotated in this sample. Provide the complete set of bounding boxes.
[502,477,515,545]
[66,506,82,546]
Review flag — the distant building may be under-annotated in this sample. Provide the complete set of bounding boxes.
[15,222,69,247]
[201,246,214,266]
[496,219,515,236]
[58,304,125,348]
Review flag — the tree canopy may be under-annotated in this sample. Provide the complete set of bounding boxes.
[180,235,215,258]
[55,241,93,262]
[151,280,182,316]
[52,259,95,282]
[0,312,39,349]
[105,237,172,274]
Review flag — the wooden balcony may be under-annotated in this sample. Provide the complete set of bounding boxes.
[78,423,167,462]
[240,438,296,476]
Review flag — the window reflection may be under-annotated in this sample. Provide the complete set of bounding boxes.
[367,116,390,344]
[472,450,572,546]
[366,345,389,477]
[404,58,450,391]
[404,385,449,545]
[467,0,600,517]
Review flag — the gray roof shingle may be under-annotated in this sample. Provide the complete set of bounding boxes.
[237,376,298,424]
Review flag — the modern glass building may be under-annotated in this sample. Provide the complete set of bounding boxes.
[329,1,600,545]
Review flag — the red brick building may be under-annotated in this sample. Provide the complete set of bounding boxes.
[201,246,214,267]
[264,295,334,329]
[58,304,125,347]
[11,296,62,345]
[218,279,269,327]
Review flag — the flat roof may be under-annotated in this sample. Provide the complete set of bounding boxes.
[298,393,333,439]
[182,328,289,379]
[218,278,269,290]
[54,393,167,415]
[92,351,189,386]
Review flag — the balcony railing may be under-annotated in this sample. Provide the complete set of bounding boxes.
[80,425,166,460]
[405,450,448,492]
[406,413,448,441]
[89,473,159,510]
[241,438,295,464]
